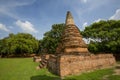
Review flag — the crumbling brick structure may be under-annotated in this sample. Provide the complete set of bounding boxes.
[40,11,116,77]
[56,11,89,55]
[48,54,115,77]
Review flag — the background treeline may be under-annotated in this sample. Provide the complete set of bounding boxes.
[0,33,39,57]
[81,20,120,54]
[0,20,120,57]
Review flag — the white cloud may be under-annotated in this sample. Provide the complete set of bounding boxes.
[0,8,19,19]
[83,22,88,27]
[0,23,10,32]
[81,0,87,3]
[87,0,109,11]
[94,18,106,23]
[82,22,88,30]
[0,0,36,19]
[69,0,110,25]
[94,9,120,23]
[15,20,38,33]
[109,9,120,20]
[94,18,102,22]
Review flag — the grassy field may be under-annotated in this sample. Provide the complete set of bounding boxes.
[0,58,120,80]
[0,58,59,80]
[64,68,120,80]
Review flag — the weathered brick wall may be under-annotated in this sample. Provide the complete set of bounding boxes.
[59,54,116,77]
[47,55,60,75]
[48,54,116,77]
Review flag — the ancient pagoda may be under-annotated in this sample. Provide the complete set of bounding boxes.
[56,11,89,55]
[38,11,116,77]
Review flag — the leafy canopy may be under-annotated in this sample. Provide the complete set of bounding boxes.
[0,33,39,57]
[39,23,65,54]
[81,20,120,53]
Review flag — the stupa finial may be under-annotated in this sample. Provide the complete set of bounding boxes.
[65,11,75,25]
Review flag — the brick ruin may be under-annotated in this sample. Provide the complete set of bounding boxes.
[38,11,116,77]
[56,11,89,55]
[48,54,115,77]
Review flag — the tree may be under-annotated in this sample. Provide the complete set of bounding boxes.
[0,33,39,57]
[81,20,120,53]
[39,23,65,54]
[0,37,9,57]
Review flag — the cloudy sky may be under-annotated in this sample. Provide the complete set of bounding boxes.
[0,0,120,39]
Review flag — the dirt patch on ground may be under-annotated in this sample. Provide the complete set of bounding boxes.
[113,64,120,75]
[102,75,109,80]
[102,63,120,80]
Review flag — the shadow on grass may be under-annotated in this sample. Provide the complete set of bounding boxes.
[30,75,76,80]
[30,75,61,80]
[62,78,76,80]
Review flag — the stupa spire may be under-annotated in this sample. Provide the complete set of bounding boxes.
[56,11,89,54]
[65,11,75,25]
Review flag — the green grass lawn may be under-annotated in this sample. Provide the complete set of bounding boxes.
[63,69,114,80]
[0,58,59,80]
[0,58,120,80]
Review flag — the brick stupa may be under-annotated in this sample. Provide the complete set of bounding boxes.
[45,11,116,77]
[56,11,89,54]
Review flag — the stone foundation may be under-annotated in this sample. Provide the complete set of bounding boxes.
[48,54,116,77]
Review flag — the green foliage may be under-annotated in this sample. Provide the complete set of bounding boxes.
[0,33,39,57]
[88,43,99,53]
[81,20,120,53]
[39,23,65,54]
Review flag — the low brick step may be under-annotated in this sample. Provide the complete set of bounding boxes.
[39,64,43,68]
[38,59,48,69]
[40,61,46,66]
[42,59,47,63]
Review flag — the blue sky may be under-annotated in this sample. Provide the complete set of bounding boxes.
[0,0,120,39]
